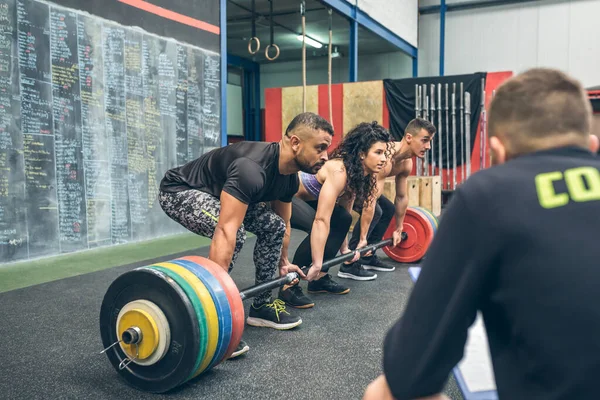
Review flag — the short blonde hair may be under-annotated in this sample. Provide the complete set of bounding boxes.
[489,68,591,154]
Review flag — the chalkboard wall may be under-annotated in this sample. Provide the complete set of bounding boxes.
[0,0,221,263]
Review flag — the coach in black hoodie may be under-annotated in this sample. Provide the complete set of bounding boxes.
[364,68,600,400]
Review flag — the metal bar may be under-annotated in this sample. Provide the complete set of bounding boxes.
[419,0,544,15]
[437,83,442,184]
[460,82,464,184]
[221,0,228,147]
[480,79,486,170]
[239,238,394,300]
[445,83,450,189]
[465,92,472,178]
[349,18,358,82]
[415,84,420,118]
[229,0,322,44]
[415,84,421,175]
[424,94,429,176]
[452,84,457,189]
[430,84,436,176]
[227,7,323,22]
[319,0,418,58]
[413,56,418,78]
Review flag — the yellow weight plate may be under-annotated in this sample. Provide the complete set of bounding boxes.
[117,309,159,360]
[154,262,219,376]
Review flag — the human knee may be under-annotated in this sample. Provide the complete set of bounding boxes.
[269,213,287,238]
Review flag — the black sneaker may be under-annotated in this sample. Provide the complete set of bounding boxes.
[361,254,395,272]
[307,274,350,294]
[337,262,377,281]
[278,285,315,309]
[246,299,303,330]
[228,339,249,359]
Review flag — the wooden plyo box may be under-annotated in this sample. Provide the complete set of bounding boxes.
[382,176,442,217]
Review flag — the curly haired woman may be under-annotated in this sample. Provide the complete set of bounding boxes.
[278,121,393,309]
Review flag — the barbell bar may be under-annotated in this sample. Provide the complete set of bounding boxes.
[239,237,396,301]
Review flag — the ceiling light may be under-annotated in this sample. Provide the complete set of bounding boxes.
[296,35,323,49]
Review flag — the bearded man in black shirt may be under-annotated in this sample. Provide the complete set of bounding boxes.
[364,68,600,400]
[159,112,334,358]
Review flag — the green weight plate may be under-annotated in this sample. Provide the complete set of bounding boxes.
[148,266,209,381]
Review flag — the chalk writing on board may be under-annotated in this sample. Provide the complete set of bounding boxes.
[1,0,220,263]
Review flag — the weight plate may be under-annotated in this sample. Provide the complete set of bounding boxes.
[171,259,233,372]
[382,208,434,263]
[150,263,216,379]
[179,256,244,362]
[99,267,200,393]
[413,206,438,233]
[116,300,171,366]
[415,206,439,229]
[117,307,159,361]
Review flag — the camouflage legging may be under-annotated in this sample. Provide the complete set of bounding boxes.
[158,189,286,306]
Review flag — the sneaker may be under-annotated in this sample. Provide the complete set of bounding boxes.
[307,274,350,294]
[278,285,315,309]
[337,262,378,281]
[246,299,303,330]
[228,339,249,359]
[361,254,395,272]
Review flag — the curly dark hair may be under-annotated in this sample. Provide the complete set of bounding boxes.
[330,121,393,207]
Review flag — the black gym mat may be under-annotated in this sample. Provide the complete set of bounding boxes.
[0,231,463,400]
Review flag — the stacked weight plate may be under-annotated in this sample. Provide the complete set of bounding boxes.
[382,206,439,263]
[99,257,245,393]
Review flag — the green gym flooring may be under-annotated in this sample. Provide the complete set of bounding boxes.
[0,230,463,399]
[0,233,213,293]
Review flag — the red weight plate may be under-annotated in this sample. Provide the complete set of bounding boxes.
[179,256,245,362]
[382,207,434,263]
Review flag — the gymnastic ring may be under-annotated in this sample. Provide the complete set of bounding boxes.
[265,44,280,61]
[248,37,260,55]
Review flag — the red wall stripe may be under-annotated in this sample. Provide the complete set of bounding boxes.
[264,88,282,142]
[118,0,220,35]
[469,71,513,174]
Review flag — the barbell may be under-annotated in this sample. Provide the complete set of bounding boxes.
[99,206,438,393]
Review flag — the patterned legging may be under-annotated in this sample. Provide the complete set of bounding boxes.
[158,189,286,306]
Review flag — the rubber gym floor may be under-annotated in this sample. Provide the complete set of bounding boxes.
[0,230,463,399]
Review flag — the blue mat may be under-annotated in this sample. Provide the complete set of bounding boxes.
[408,267,498,400]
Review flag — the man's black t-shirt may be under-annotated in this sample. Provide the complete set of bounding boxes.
[159,142,299,204]
[382,146,600,400]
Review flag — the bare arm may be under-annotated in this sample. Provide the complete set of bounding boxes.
[310,167,347,271]
[394,159,412,232]
[209,191,248,272]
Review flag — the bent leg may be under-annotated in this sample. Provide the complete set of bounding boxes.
[158,190,246,271]
[361,195,396,272]
[368,195,395,243]
[349,202,383,250]
[244,202,303,329]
